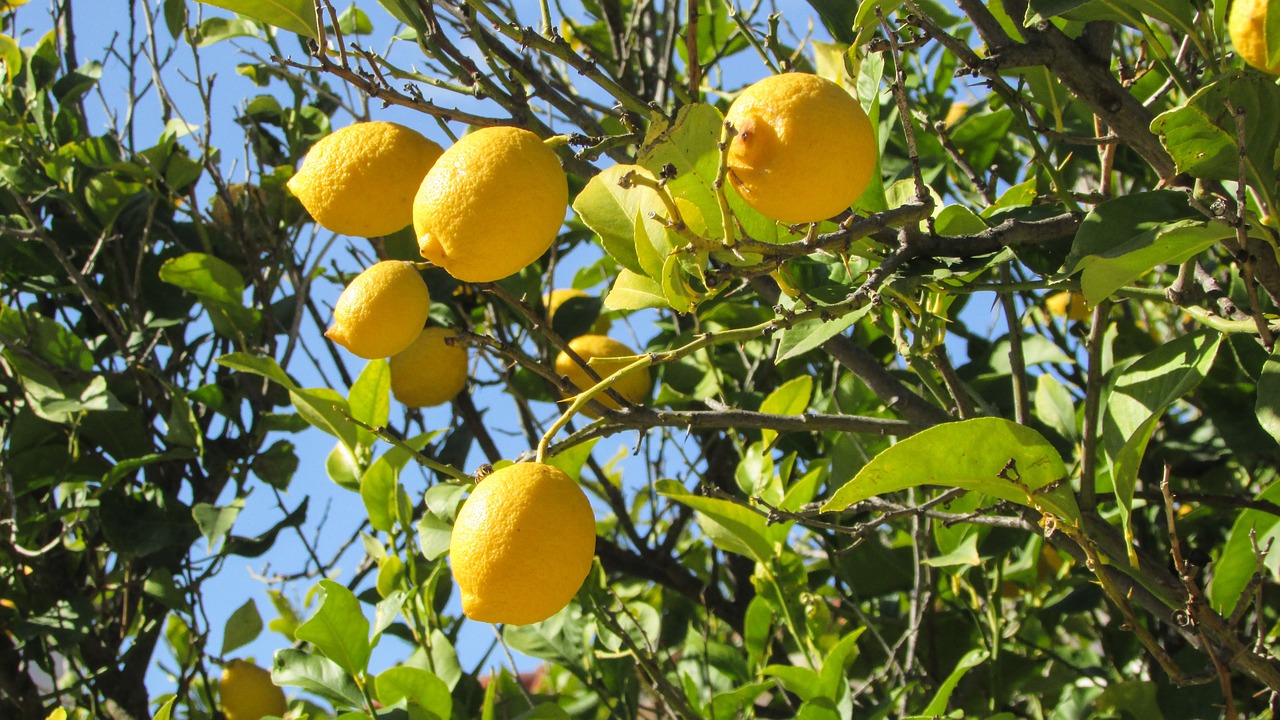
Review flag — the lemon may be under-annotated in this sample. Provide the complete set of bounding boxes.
[413,127,568,282]
[544,288,611,334]
[724,72,877,225]
[326,260,430,359]
[553,334,651,418]
[220,659,287,720]
[944,102,970,127]
[1045,291,1091,322]
[210,183,268,226]
[1230,0,1280,74]
[288,121,444,237]
[389,326,468,407]
[449,462,596,625]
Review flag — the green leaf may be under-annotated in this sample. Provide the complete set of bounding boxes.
[1077,220,1232,305]
[290,387,360,450]
[774,302,874,363]
[922,532,982,567]
[818,628,864,699]
[360,459,400,533]
[1034,374,1079,442]
[217,352,298,390]
[763,664,823,701]
[934,205,988,237]
[192,500,242,553]
[710,682,773,720]
[1065,191,1194,274]
[349,359,390,447]
[159,252,246,305]
[1150,72,1280,182]
[545,437,599,481]
[1208,479,1280,614]
[759,375,814,447]
[920,648,989,716]
[417,513,452,561]
[1256,346,1280,445]
[822,417,1077,520]
[1104,331,1222,453]
[272,648,365,707]
[194,0,318,37]
[572,164,650,275]
[656,479,774,562]
[378,667,451,718]
[295,579,372,678]
[605,269,667,310]
[221,599,264,655]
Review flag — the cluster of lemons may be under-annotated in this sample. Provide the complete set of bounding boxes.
[276,72,872,649]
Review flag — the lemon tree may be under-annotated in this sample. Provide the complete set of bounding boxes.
[11,0,1280,718]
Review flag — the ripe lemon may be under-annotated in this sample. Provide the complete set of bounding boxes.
[1230,0,1280,74]
[220,659,287,720]
[389,326,468,407]
[449,462,596,625]
[545,288,611,334]
[553,334,651,417]
[1045,291,1091,322]
[326,260,430,359]
[413,127,568,282]
[288,121,444,237]
[724,72,877,225]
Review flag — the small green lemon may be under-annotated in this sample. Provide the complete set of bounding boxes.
[389,326,469,407]
[288,121,444,237]
[220,659,287,720]
[326,260,430,359]
[554,335,651,418]
[725,73,877,225]
[449,462,596,625]
[414,127,568,282]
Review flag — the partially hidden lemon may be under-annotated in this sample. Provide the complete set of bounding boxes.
[389,326,468,407]
[288,121,444,237]
[413,127,568,283]
[553,334,651,418]
[220,659,287,720]
[545,288,611,334]
[1230,0,1280,74]
[326,260,430,359]
[724,72,877,225]
[449,462,596,625]
[1045,291,1091,322]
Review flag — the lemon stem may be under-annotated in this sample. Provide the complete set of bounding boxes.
[536,354,654,463]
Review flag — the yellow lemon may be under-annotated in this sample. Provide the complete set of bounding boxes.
[413,127,568,282]
[287,121,444,237]
[449,462,596,625]
[220,659,287,720]
[1230,0,1280,74]
[724,72,877,225]
[326,260,430,359]
[544,288,611,334]
[944,102,970,127]
[553,334,651,417]
[389,326,468,407]
[1045,291,1091,322]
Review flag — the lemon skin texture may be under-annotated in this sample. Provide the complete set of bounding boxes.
[1230,0,1280,74]
[220,659,287,720]
[725,73,876,225]
[325,260,430,360]
[389,326,468,407]
[554,334,651,418]
[413,127,568,282]
[449,462,596,625]
[287,121,444,237]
